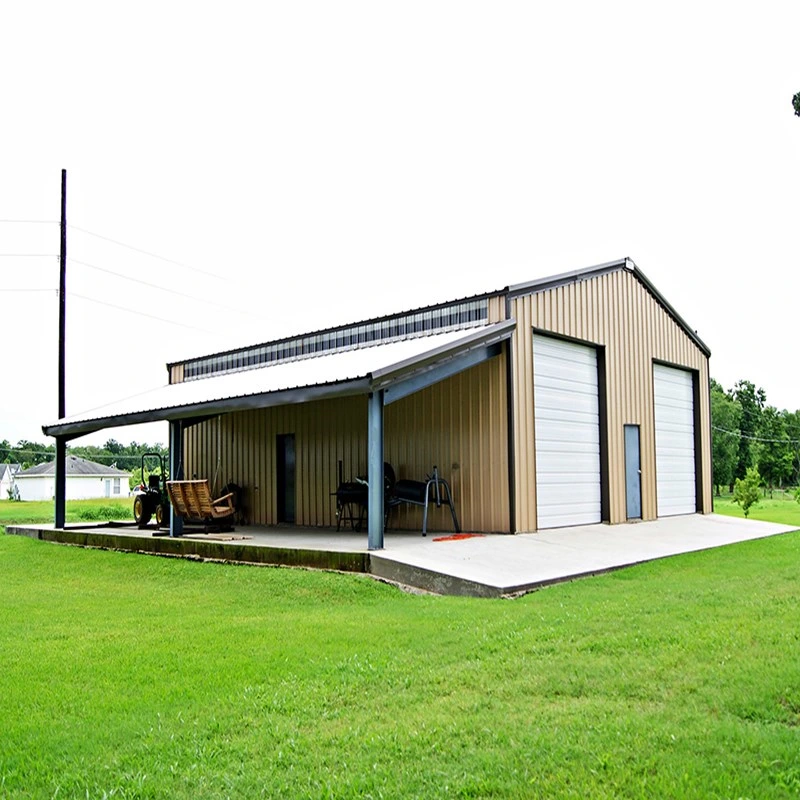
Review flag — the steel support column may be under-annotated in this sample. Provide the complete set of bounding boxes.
[169,420,184,537]
[367,390,384,550]
[54,437,66,528]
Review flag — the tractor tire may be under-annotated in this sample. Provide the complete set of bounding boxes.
[133,495,145,524]
[135,496,152,528]
[155,503,168,527]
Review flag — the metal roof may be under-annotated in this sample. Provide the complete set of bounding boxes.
[166,258,708,374]
[15,455,131,478]
[167,288,503,371]
[44,322,515,439]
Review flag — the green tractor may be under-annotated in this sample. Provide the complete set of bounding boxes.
[133,452,170,529]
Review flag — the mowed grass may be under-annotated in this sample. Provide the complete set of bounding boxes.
[714,489,800,527]
[2,520,800,798]
[0,497,134,527]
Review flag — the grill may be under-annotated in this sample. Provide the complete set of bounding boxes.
[334,480,368,531]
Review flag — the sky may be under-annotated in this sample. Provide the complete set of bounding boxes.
[1,1,799,450]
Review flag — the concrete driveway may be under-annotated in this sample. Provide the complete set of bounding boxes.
[370,513,798,597]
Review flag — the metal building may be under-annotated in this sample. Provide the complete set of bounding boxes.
[44,258,712,548]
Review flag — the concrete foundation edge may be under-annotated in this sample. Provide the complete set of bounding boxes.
[368,555,505,598]
[6,526,369,573]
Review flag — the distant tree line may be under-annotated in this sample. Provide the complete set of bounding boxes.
[711,379,800,495]
[0,438,168,489]
[3,379,798,498]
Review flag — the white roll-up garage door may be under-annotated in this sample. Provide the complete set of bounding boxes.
[654,363,696,516]
[533,335,601,528]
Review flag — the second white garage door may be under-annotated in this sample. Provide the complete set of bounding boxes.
[654,363,697,516]
[533,335,601,528]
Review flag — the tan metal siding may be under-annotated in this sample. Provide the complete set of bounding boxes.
[487,294,506,323]
[510,269,712,531]
[183,353,510,532]
[385,353,509,532]
[170,364,184,384]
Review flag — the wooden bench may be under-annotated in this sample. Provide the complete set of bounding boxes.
[167,480,236,531]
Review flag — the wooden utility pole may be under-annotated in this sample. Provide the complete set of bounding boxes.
[55,169,67,528]
[58,169,67,419]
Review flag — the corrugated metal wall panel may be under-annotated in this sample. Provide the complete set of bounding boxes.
[488,295,506,323]
[183,353,510,532]
[385,354,509,532]
[510,269,712,531]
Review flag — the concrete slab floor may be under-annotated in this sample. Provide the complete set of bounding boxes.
[7,514,797,597]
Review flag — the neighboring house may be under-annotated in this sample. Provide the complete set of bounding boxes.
[44,258,712,547]
[14,456,131,502]
[0,463,21,500]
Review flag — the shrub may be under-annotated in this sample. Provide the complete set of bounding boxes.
[733,467,761,518]
[77,505,126,521]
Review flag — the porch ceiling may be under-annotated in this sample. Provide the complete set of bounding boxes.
[44,321,516,439]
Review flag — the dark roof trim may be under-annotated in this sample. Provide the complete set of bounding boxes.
[506,258,628,299]
[167,288,504,372]
[45,321,516,440]
[43,379,370,439]
[507,257,710,358]
[370,319,516,386]
[381,342,503,405]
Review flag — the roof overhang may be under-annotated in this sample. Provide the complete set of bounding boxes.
[43,321,516,440]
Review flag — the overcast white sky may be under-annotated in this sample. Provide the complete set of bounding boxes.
[1,1,798,449]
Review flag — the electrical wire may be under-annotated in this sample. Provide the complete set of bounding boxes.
[0,219,58,224]
[68,225,228,281]
[70,292,216,334]
[1,449,152,462]
[68,258,269,320]
[712,425,800,445]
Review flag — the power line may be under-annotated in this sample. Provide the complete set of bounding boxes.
[68,225,227,282]
[2,449,160,463]
[0,219,57,224]
[712,425,800,445]
[70,292,216,333]
[68,257,269,320]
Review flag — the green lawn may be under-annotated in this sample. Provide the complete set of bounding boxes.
[714,489,800,527]
[0,497,134,527]
[2,511,800,797]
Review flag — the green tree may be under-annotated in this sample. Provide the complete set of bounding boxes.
[755,407,793,494]
[104,439,124,455]
[794,91,800,117]
[730,380,766,484]
[784,409,800,486]
[13,440,55,468]
[710,380,742,495]
[733,466,761,518]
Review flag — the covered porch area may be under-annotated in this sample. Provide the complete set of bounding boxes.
[44,322,515,549]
